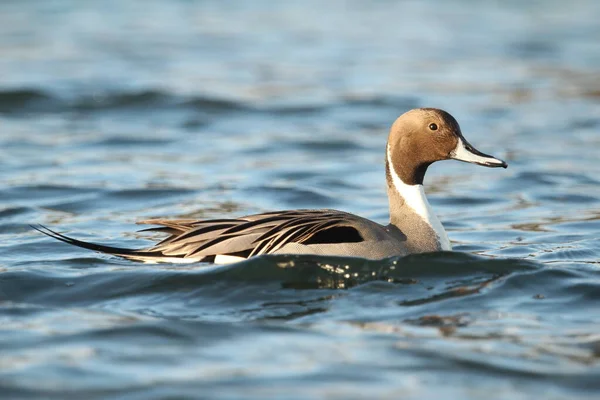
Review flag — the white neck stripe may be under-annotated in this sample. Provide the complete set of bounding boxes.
[386,146,451,251]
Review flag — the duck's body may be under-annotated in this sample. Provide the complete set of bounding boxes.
[33,108,507,264]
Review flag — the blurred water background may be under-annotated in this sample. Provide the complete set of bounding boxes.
[1,1,600,399]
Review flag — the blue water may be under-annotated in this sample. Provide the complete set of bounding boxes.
[1,1,599,399]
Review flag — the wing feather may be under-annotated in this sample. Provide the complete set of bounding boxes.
[34,209,371,263]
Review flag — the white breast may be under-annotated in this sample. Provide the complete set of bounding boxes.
[387,147,452,251]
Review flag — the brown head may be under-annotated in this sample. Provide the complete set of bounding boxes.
[385,108,507,186]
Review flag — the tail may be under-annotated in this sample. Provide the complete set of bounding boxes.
[30,224,178,262]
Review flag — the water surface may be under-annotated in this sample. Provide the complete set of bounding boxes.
[1,1,599,399]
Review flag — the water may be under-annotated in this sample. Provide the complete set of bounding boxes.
[1,0,599,398]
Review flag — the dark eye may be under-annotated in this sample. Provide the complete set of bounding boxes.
[429,123,438,131]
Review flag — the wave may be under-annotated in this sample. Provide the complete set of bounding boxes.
[4,252,543,304]
[0,89,56,113]
[0,87,420,116]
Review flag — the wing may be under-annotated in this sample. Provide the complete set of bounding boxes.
[33,209,372,263]
[140,210,367,259]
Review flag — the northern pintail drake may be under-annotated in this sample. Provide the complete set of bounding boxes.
[33,108,507,264]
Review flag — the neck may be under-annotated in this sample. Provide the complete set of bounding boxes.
[385,145,451,252]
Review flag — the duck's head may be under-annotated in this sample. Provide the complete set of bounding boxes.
[386,108,507,186]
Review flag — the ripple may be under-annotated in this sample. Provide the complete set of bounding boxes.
[0,206,32,219]
[508,39,557,60]
[73,90,177,111]
[185,96,249,113]
[41,187,197,214]
[246,185,336,207]
[0,186,101,210]
[437,196,504,206]
[497,171,600,188]
[92,137,174,147]
[0,87,252,116]
[105,188,196,199]
[341,95,418,109]
[295,138,363,152]
[0,88,57,114]
[535,194,599,204]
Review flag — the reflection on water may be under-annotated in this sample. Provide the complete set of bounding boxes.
[1,0,600,399]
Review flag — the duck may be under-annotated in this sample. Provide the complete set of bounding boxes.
[32,108,507,264]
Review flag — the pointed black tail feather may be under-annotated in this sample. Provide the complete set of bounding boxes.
[30,224,167,259]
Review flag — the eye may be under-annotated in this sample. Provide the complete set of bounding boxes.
[428,123,438,131]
